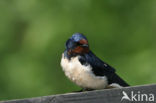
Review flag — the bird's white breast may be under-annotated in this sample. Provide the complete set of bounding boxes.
[61,54,108,89]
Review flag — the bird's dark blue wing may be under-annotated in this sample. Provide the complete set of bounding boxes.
[79,51,129,87]
[79,51,115,76]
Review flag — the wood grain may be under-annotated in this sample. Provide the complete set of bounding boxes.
[0,84,156,103]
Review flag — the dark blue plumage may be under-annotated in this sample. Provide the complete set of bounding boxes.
[66,33,88,50]
[78,51,129,86]
[62,33,129,90]
[71,33,87,42]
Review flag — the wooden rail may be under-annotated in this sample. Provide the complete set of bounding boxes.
[0,84,156,103]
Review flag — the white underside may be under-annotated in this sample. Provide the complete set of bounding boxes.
[61,54,108,89]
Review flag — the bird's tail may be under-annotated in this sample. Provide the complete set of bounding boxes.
[109,73,129,87]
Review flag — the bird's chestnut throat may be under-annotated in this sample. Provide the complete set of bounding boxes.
[68,46,89,55]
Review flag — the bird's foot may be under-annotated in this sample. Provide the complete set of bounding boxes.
[73,88,94,92]
[83,88,94,91]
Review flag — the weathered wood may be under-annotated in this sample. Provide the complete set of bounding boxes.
[0,84,156,103]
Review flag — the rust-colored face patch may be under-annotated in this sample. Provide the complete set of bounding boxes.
[79,39,88,45]
[67,39,89,55]
[72,46,89,54]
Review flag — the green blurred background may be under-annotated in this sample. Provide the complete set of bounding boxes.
[0,0,156,101]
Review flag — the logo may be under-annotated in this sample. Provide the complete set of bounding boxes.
[121,91,155,102]
[121,91,131,101]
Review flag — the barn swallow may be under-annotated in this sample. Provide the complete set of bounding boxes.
[61,33,129,91]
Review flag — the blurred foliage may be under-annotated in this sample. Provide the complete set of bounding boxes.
[0,0,156,101]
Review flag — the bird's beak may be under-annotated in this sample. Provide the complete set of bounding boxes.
[82,44,89,47]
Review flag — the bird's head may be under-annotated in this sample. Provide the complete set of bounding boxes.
[65,33,89,55]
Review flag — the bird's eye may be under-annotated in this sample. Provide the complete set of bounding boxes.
[77,42,82,46]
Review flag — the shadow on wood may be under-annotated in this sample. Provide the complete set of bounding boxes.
[0,84,156,103]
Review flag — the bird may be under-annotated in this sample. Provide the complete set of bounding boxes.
[61,33,129,91]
